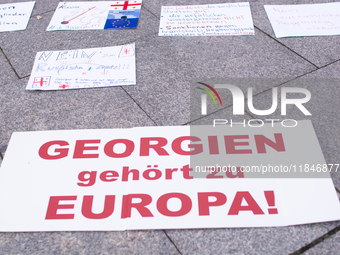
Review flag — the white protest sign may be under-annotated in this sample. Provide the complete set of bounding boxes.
[26,44,136,90]
[47,1,143,31]
[264,2,340,38]
[0,121,339,232]
[0,1,35,32]
[159,2,255,36]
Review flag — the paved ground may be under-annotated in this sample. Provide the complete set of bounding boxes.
[1,0,340,254]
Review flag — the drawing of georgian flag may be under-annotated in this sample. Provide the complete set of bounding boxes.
[110,0,142,10]
[32,77,51,88]
[119,44,135,57]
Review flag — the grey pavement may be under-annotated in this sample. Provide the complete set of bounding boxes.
[0,0,340,254]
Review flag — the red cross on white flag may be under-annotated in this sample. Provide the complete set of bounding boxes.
[119,44,135,58]
[110,0,142,10]
[33,77,51,88]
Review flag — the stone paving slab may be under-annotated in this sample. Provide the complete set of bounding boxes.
[165,221,340,255]
[189,105,253,125]
[0,0,59,17]
[304,230,340,255]
[0,78,37,149]
[0,5,159,78]
[124,28,316,126]
[0,78,155,151]
[0,230,180,255]
[251,0,340,67]
[0,50,17,86]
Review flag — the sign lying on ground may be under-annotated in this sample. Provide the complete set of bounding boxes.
[264,2,340,38]
[0,121,339,232]
[26,44,136,90]
[0,1,35,32]
[47,1,142,31]
[159,2,255,36]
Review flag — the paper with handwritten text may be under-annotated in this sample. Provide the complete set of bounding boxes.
[26,44,136,90]
[264,3,340,38]
[47,1,142,31]
[159,2,254,36]
[0,1,35,32]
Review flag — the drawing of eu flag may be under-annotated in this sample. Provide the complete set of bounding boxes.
[104,9,141,29]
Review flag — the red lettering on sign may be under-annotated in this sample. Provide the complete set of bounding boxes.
[254,133,285,153]
[143,165,162,180]
[225,167,244,178]
[157,193,192,217]
[45,196,77,219]
[78,171,97,187]
[224,135,252,154]
[165,168,178,179]
[198,192,227,215]
[181,164,193,179]
[206,167,223,179]
[208,136,219,154]
[82,195,115,219]
[39,140,69,160]
[104,139,135,158]
[140,137,169,156]
[100,171,119,182]
[228,192,264,215]
[172,136,203,155]
[73,140,100,158]
[121,194,154,218]
[122,166,140,181]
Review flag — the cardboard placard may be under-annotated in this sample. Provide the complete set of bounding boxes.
[26,44,136,90]
[159,2,255,36]
[0,121,339,232]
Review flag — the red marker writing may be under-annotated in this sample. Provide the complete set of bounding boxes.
[61,7,96,24]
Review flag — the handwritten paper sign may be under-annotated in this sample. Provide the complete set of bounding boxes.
[0,1,35,32]
[47,1,142,31]
[264,2,340,38]
[0,121,339,232]
[26,44,136,90]
[159,2,255,36]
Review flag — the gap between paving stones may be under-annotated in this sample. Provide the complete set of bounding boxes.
[121,86,158,126]
[290,224,340,255]
[163,230,183,255]
[142,4,161,20]
[254,26,319,69]
[0,47,20,80]
[30,10,55,18]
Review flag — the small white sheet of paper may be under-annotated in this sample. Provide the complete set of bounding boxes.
[47,1,109,31]
[264,2,340,38]
[0,1,35,32]
[26,44,136,90]
[159,2,255,36]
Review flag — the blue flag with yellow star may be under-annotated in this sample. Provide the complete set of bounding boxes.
[104,9,140,29]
